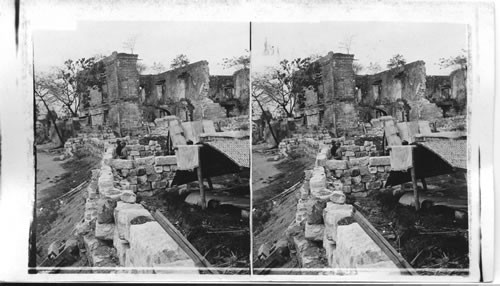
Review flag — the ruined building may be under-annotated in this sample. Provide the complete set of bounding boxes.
[298,52,467,135]
[79,52,249,135]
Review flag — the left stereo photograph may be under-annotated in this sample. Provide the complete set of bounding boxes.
[31,21,251,274]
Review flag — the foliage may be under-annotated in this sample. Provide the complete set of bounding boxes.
[170,54,190,69]
[221,51,250,69]
[438,50,467,71]
[387,54,407,69]
[252,57,320,118]
[36,57,99,118]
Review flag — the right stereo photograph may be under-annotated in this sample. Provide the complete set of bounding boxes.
[251,22,470,278]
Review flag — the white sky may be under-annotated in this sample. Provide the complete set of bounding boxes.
[252,22,467,75]
[33,21,250,75]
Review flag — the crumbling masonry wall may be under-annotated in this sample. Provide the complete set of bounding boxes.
[140,61,226,122]
[68,136,196,273]
[279,134,403,275]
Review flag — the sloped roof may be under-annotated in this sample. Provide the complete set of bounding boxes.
[418,138,467,170]
[204,139,250,168]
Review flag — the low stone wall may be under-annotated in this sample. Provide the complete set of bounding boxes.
[283,136,402,275]
[434,115,466,132]
[110,154,177,197]
[72,137,196,273]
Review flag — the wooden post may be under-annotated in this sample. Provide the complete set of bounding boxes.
[421,178,428,192]
[196,145,206,210]
[206,177,214,190]
[410,145,419,211]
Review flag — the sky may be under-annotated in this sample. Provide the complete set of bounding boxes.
[252,22,467,75]
[33,21,250,75]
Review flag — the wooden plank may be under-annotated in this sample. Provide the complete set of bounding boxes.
[352,209,417,275]
[152,210,219,274]
[410,167,420,211]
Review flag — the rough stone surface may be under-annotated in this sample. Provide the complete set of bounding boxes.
[95,222,115,240]
[126,221,192,268]
[369,156,391,166]
[304,223,325,241]
[325,160,348,170]
[330,190,346,204]
[120,190,137,203]
[112,159,134,170]
[323,203,353,244]
[135,156,155,166]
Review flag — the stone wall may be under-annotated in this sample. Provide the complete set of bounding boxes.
[450,69,467,113]
[356,61,443,123]
[140,61,226,122]
[280,136,402,274]
[233,68,250,115]
[72,137,196,273]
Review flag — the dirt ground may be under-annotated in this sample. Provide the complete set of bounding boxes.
[353,172,469,275]
[140,174,250,274]
[35,144,100,265]
[252,144,315,268]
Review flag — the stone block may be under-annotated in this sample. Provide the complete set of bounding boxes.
[334,169,343,178]
[120,190,137,203]
[97,198,117,224]
[342,185,352,194]
[137,166,147,176]
[361,174,374,183]
[148,174,161,182]
[95,222,115,240]
[155,156,176,166]
[130,184,137,192]
[135,156,155,166]
[351,183,365,193]
[145,165,155,175]
[296,209,308,226]
[112,159,134,170]
[304,223,325,241]
[152,181,167,189]
[352,191,369,198]
[137,183,152,192]
[126,221,191,268]
[128,176,138,185]
[350,167,360,177]
[345,151,355,157]
[154,166,164,173]
[137,175,148,184]
[369,166,378,174]
[138,190,154,197]
[130,150,140,156]
[113,228,130,266]
[308,200,326,224]
[369,156,391,166]
[367,180,382,190]
[330,190,346,204]
[315,153,328,167]
[323,203,353,244]
[311,187,334,202]
[326,160,348,170]
[114,202,153,242]
[351,175,362,184]
[349,157,370,168]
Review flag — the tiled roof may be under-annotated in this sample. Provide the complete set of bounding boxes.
[418,138,467,169]
[204,139,250,168]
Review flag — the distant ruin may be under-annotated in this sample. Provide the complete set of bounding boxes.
[78,52,249,136]
[294,52,467,136]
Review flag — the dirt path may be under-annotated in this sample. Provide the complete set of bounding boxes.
[252,146,315,267]
[35,146,101,264]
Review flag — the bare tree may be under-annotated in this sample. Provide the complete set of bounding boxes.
[136,62,148,74]
[34,73,64,146]
[338,35,355,54]
[438,50,467,71]
[123,35,139,54]
[251,80,279,146]
[221,50,250,70]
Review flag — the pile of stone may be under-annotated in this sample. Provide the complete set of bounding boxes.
[77,138,196,272]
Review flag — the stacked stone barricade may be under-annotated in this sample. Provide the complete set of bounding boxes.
[281,134,401,274]
[73,136,196,273]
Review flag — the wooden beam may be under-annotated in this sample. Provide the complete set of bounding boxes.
[196,145,206,210]
[152,210,218,274]
[352,210,417,276]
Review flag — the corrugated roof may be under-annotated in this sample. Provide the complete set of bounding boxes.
[204,139,250,168]
[418,138,467,169]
